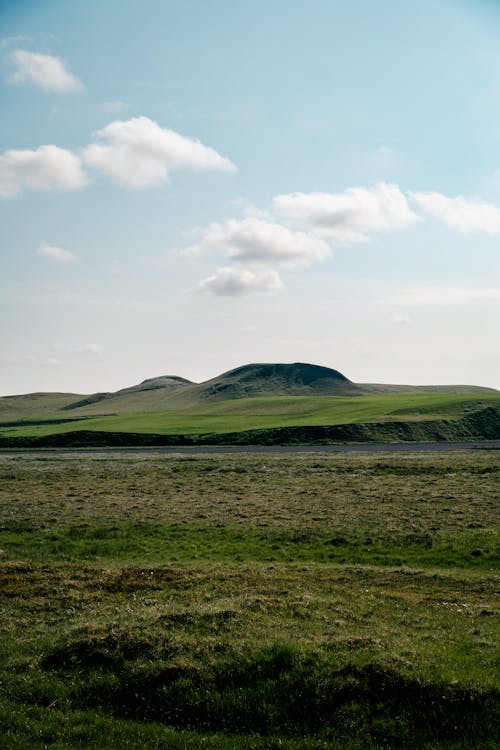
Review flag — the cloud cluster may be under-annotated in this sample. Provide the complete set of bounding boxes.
[0,145,88,198]
[83,116,236,188]
[0,117,236,197]
[274,183,419,243]
[409,191,500,235]
[191,181,500,296]
[192,183,421,296]
[193,217,330,296]
[37,240,76,264]
[4,46,500,307]
[9,49,83,92]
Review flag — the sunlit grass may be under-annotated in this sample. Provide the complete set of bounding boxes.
[0,450,498,748]
[2,392,499,437]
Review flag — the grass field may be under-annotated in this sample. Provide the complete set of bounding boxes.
[0,449,498,748]
[1,391,500,439]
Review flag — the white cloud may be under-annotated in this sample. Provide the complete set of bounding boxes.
[8,49,83,92]
[0,145,88,198]
[83,116,236,188]
[408,190,500,235]
[382,287,500,306]
[37,240,76,264]
[273,182,419,243]
[188,217,331,268]
[197,266,283,296]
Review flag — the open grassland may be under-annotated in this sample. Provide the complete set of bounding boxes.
[1,392,500,440]
[0,450,498,748]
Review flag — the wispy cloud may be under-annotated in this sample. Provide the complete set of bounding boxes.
[8,49,83,92]
[273,183,419,243]
[0,145,88,198]
[0,116,236,198]
[0,36,30,49]
[197,266,283,296]
[390,313,413,325]
[37,240,76,264]
[83,116,236,188]
[408,190,500,235]
[382,287,500,306]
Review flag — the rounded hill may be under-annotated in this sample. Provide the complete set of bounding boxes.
[196,362,361,401]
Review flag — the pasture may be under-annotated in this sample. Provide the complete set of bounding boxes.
[0,449,498,748]
[1,392,500,439]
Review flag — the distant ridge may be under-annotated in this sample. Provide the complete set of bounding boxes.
[1,360,499,447]
[62,375,193,411]
[117,375,194,394]
[0,361,498,424]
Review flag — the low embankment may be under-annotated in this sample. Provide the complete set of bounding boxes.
[0,406,498,447]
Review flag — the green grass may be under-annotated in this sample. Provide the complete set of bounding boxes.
[1,523,498,569]
[1,700,373,750]
[1,450,498,748]
[2,392,499,438]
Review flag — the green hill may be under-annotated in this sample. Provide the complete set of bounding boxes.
[0,362,498,446]
[190,362,361,401]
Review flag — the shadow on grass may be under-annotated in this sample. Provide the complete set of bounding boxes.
[39,639,499,748]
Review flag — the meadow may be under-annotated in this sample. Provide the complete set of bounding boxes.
[1,391,500,441]
[0,449,498,748]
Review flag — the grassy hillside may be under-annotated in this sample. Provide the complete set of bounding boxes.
[0,392,83,421]
[3,361,498,422]
[1,362,498,446]
[1,392,500,441]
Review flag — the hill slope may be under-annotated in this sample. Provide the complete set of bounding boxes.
[0,362,361,420]
[61,375,193,411]
[188,362,362,402]
[2,361,498,421]
[0,362,498,446]
[3,404,499,447]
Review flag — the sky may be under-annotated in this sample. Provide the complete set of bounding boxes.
[1,0,499,395]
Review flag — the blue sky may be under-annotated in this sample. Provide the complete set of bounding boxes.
[1,0,499,394]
